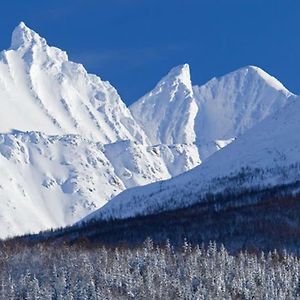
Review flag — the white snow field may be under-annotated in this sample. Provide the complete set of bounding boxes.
[0,22,295,238]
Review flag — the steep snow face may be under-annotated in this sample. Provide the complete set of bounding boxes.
[130,64,293,161]
[0,22,148,144]
[130,64,198,145]
[82,96,300,222]
[193,66,293,145]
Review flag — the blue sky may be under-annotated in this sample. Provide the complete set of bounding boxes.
[0,0,299,104]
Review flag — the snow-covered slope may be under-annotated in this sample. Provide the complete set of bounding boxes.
[0,22,148,144]
[0,131,120,238]
[104,141,200,185]
[130,64,293,161]
[0,132,199,239]
[0,131,184,239]
[83,96,300,222]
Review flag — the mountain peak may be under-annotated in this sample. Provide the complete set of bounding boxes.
[11,22,46,50]
[169,63,190,75]
[130,63,197,145]
[162,63,191,88]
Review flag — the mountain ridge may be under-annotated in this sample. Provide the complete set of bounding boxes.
[83,95,300,223]
[130,62,294,162]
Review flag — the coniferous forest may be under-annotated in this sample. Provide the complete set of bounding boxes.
[1,239,300,299]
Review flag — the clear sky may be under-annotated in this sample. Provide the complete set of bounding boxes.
[0,0,299,104]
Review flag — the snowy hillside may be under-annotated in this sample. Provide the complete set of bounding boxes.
[0,131,200,238]
[83,96,300,222]
[0,22,148,144]
[0,131,196,239]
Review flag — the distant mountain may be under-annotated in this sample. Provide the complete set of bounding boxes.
[83,95,300,222]
[130,64,293,161]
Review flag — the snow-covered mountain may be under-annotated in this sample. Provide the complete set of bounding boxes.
[0,22,148,144]
[0,22,296,239]
[130,64,293,161]
[83,95,300,222]
[0,23,168,239]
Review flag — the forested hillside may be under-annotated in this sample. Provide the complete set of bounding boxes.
[18,176,300,255]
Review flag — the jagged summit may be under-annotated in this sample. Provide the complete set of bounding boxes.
[0,22,148,144]
[10,22,47,50]
[130,63,197,145]
[141,63,192,102]
[9,22,68,63]
[160,63,192,90]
